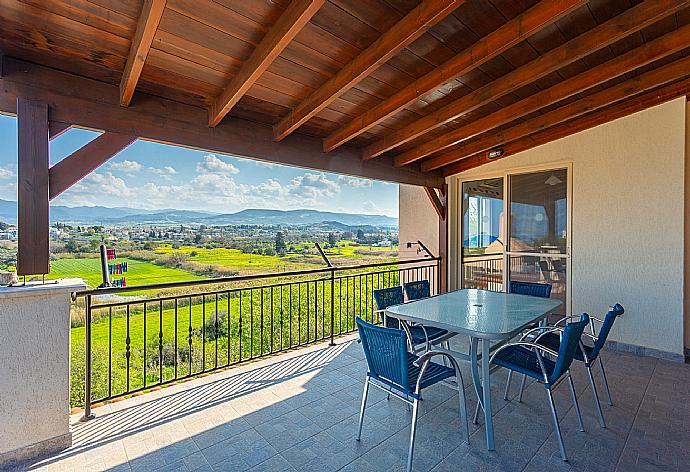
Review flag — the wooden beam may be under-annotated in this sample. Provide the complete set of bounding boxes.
[208,0,325,127]
[49,121,71,140]
[17,98,49,276]
[398,22,690,167]
[272,0,464,141]
[49,132,137,200]
[120,0,166,107]
[362,0,689,160]
[426,55,690,172]
[424,187,445,220]
[0,57,444,188]
[323,0,584,152]
[442,77,690,176]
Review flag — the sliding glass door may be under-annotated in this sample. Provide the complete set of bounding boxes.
[460,167,570,314]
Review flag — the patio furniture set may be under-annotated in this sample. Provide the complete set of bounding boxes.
[357,280,624,472]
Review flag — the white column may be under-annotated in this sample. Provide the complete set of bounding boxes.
[0,278,85,467]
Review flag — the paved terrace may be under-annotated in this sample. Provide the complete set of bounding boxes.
[21,335,690,472]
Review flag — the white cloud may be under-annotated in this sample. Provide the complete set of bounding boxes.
[196,154,239,175]
[0,167,15,180]
[338,175,373,188]
[149,165,177,175]
[109,160,142,173]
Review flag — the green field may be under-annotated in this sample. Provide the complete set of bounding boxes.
[48,257,203,289]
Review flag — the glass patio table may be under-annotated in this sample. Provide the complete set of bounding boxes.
[385,288,561,450]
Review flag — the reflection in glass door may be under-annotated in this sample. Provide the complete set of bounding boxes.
[508,169,568,314]
[461,178,504,292]
[460,168,570,315]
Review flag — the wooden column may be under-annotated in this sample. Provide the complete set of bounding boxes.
[17,98,49,276]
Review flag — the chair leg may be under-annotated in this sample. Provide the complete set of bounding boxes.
[504,370,512,401]
[567,372,585,432]
[457,381,470,444]
[472,399,481,425]
[598,357,613,406]
[356,379,370,441]
[407,398,420,472]
[518,373,527,402]
[546,387,568,462]
[586,364,606,428]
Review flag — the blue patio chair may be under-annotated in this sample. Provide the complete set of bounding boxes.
[355,317,469,472]
[490,314,590,461]
[403,280,430,301]
[527,303,625,428]
[373,286,448,352]
[509,280,552,298]
[502,280,553,400]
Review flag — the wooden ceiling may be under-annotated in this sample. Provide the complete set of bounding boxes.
[1,0,690,183]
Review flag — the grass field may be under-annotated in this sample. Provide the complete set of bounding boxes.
[48,257,204,289]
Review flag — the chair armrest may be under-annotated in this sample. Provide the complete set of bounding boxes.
[553,315,581,327]
[412,350,462,393]
[520,326,553,341]
[533,325,598,343]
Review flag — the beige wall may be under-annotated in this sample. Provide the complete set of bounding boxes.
[446,98,687,356]
[685,99,690,354]
[398,184,440,259]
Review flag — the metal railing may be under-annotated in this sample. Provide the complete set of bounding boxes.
[73,256,440,418]
[461,254,504,292]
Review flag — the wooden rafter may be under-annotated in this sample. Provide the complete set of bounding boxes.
[49,121,71,140]
[424,187,445,221]
[49,132,138,200]
[398,22,690,167]
[119,0,166,107]
[208,0,325,127]
[362,0,689,160]
[423,54,690,172]
[0,57,444,189]
[322,0,584,152]
[442,77,690,176]
[272,0,464,142]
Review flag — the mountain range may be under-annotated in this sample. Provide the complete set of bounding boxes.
[0,199,397,228]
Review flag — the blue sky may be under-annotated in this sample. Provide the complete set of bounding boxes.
[0,114,398,216]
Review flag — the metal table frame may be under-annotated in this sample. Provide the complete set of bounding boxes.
[385,289,560,450]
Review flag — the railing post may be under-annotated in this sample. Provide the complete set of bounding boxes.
[329,267,335,346]
[80,294,95,421]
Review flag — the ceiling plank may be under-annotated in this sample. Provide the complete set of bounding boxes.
[272,0,465,141]
[397,22,690,167]
[208,0,325,127]
[323,0,584,152]
[49,121,72,140]
[442,77,690,175]
[362,0,690,160]
[120,0,166,107]
[0,56,444,189]
[422,54,690,172]
[49,132,138,200]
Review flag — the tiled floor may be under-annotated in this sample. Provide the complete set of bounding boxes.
[22,334,690,472]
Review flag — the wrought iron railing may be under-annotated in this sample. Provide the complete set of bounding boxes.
[73,257,440,417]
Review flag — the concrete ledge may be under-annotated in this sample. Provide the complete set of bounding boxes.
[0,432,72,470]
[605,340,685,363]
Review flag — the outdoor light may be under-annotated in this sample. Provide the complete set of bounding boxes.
[487,148,504,159]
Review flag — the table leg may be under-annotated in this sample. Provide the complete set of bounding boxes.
[469,337,482,410]
[482,338,494,450]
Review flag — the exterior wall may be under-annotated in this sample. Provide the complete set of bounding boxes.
[446,98,687,357]
[398,184,439,259]
[685,98,690,356]
[0,279,85,466]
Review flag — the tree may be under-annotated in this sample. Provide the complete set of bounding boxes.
[356,229,365,241]
[194,233,203,244]
[327,232,337,248]
[274,231,287,256]
[65,240,79,253]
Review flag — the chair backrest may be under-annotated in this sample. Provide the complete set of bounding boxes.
[589,303,624,360]
[356,317,409,390]
[509,281,552,298]
[403,280,430,301]
[373,286,404,328]
[549,314,590,383]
